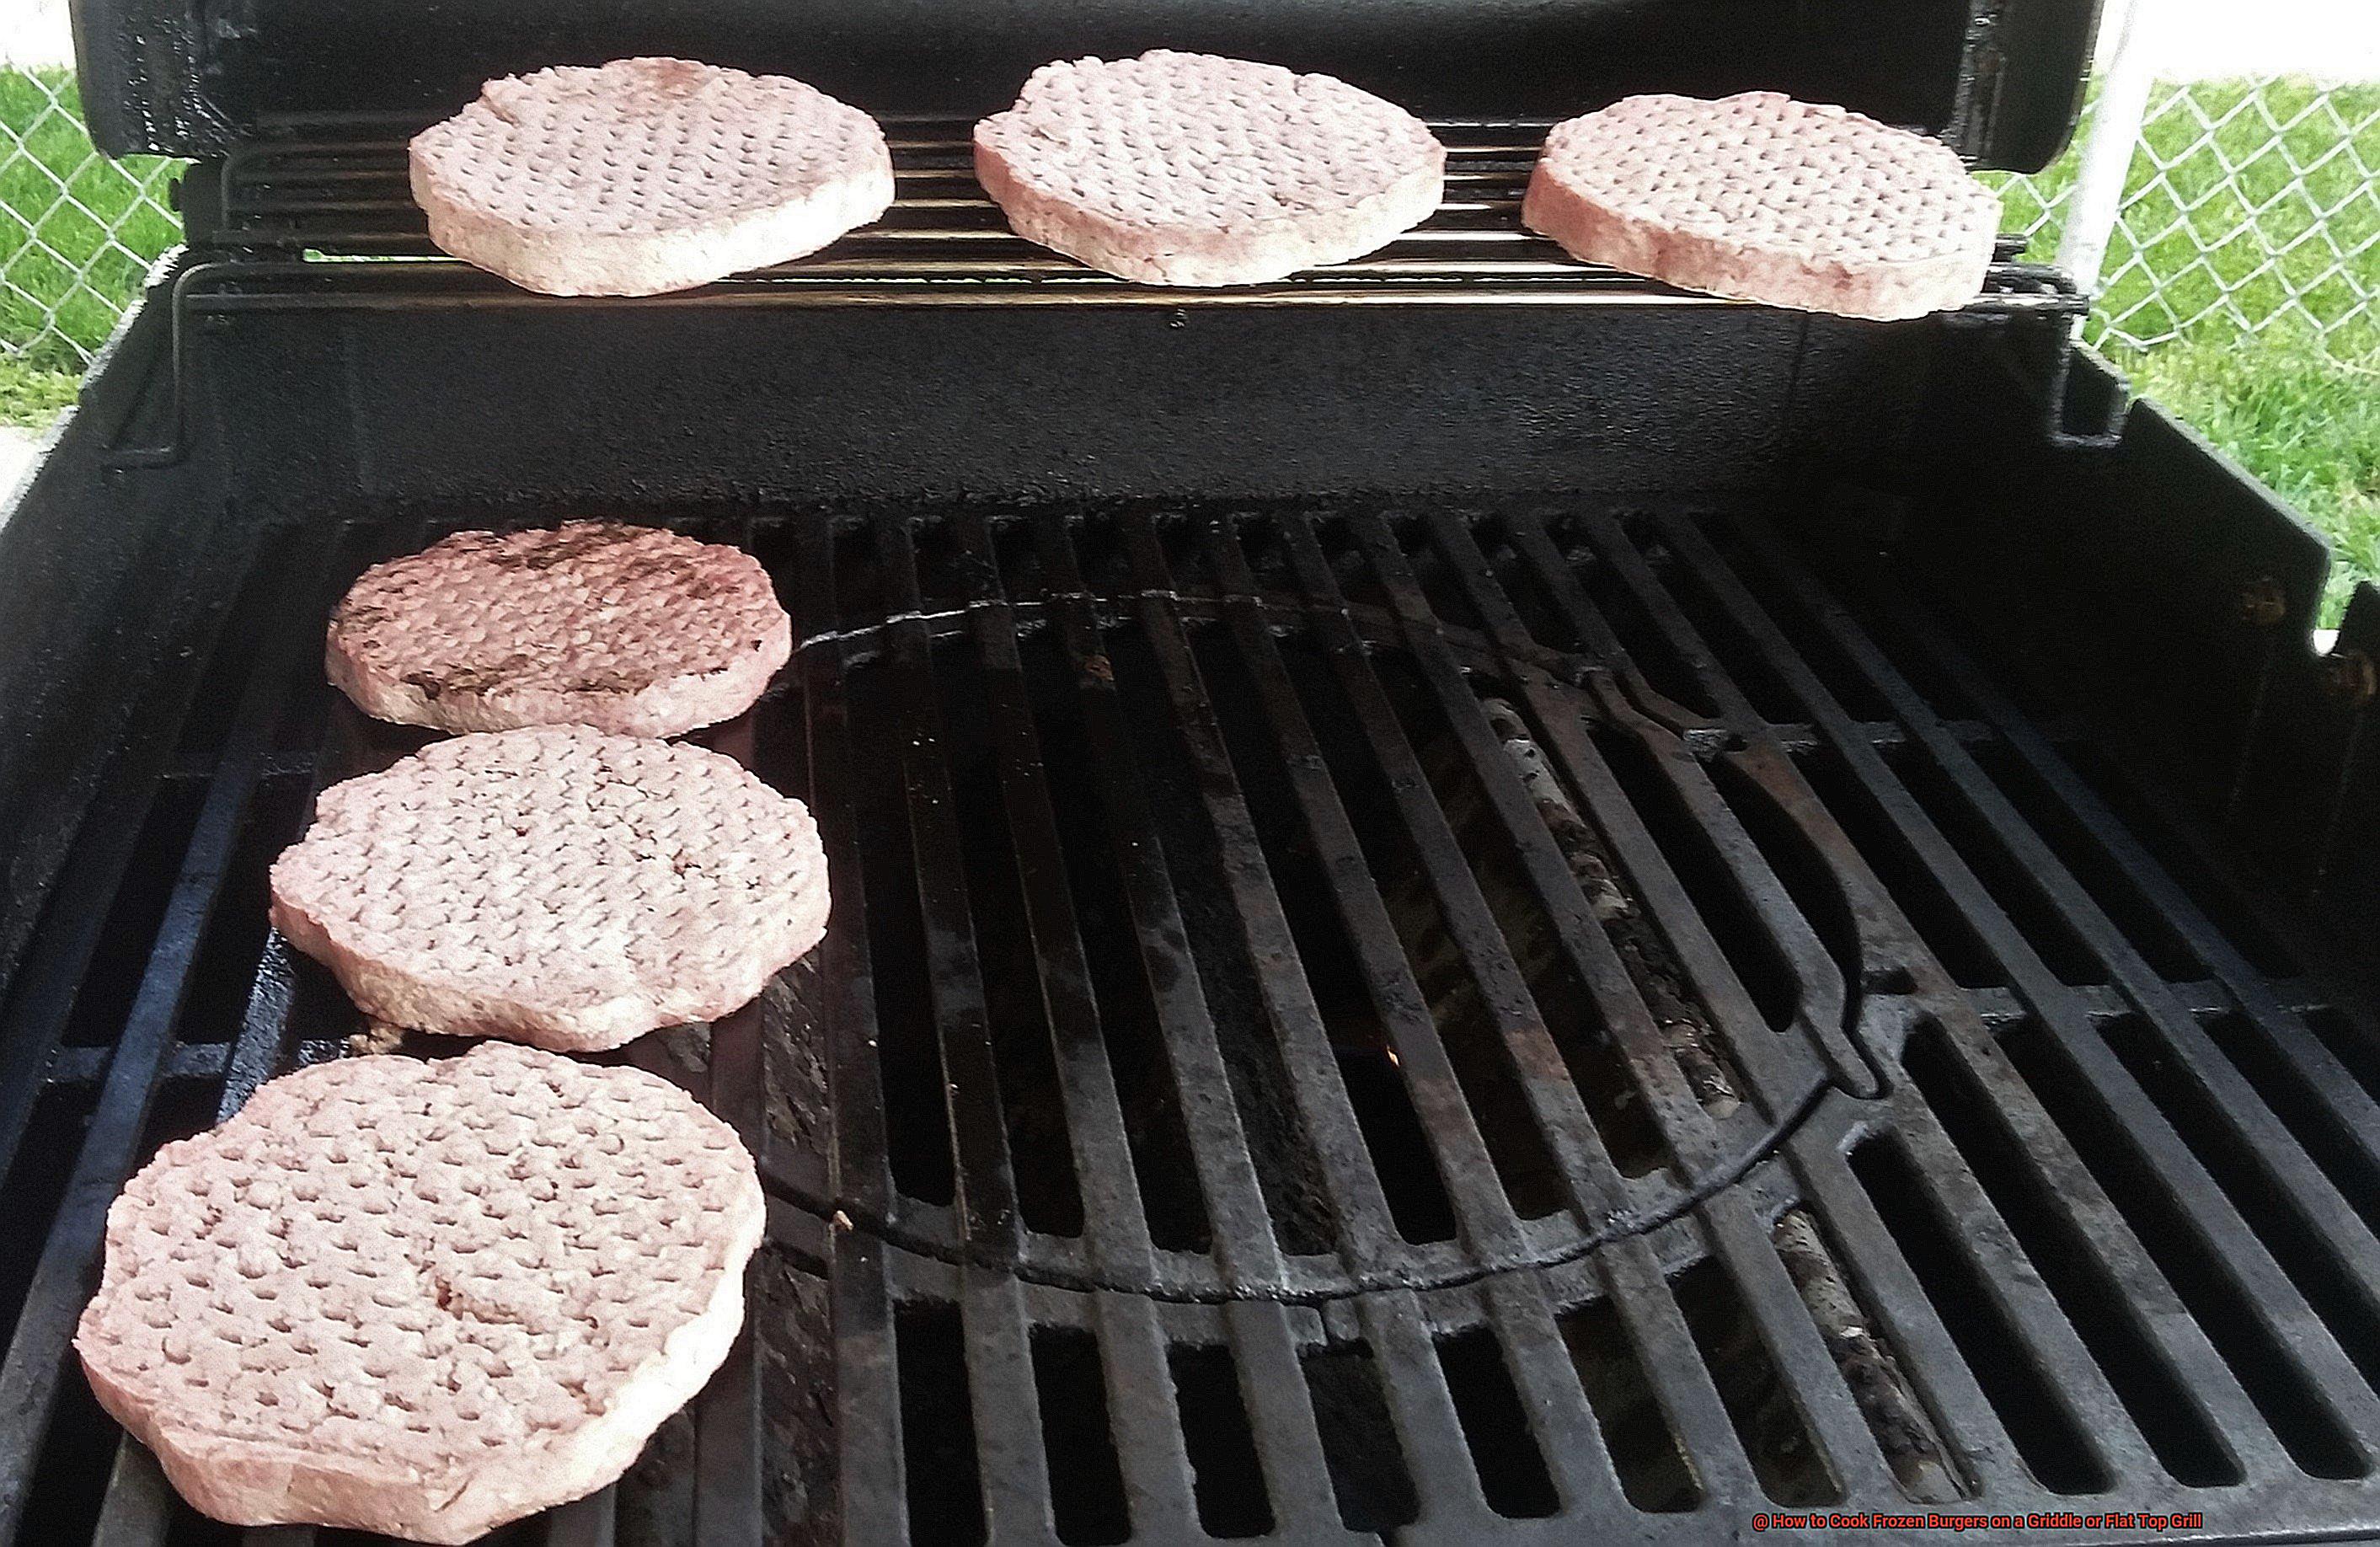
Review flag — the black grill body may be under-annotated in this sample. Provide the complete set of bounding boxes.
[8,16,2380,1546]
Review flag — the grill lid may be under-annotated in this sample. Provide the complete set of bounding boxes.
[76,0,2098,172]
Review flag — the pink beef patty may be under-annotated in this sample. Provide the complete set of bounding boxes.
[269,725,829,1051]
[74,1044,765,1544]
[409,57,893,297]
[327,522,791,737]
[973,51,1446,286]
[1522,92,2003,321]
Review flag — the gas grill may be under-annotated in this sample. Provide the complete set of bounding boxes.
[5,2,2380,1544]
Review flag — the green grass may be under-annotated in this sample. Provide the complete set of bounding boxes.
[0,355,77,424]
[0,67,177,370]
[1,67,2375,617]
[2113,334,2380,624]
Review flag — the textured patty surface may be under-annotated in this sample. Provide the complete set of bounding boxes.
[327,522,791,737]
[409,56,893,296]
[74,1045,765,1544]
[269,725,829,1050]
[974,50,1445,286]
[1522,91,2002,320]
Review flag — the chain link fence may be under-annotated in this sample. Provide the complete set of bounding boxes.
[0,61,178,372]
[3,40,2377,368]
[1987,76,2380,357]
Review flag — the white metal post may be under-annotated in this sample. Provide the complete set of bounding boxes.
[2057,0,2159,293]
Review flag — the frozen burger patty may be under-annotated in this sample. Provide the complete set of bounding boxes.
[410,56,893,296]
[327,522,791,738]
[269,725,829,1051]
[1522,91,2002,320]
[974,50,1446,286]
[74,1044,765,1544]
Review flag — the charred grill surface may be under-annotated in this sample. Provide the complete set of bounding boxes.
[0,502,2375,1546]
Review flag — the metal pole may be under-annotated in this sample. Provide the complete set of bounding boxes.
[2057,0,2159,293]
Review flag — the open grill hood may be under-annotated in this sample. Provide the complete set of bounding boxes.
[74,0,2099,170]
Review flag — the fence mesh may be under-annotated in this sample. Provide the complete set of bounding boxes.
[2,51,2377,366]
[1991,76,2380,356]
[0,65,177,370]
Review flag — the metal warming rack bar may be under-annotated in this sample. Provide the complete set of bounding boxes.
[188,118,2091,309]
[99,120,2093,467]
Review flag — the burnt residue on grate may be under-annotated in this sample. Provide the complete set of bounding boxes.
[7,501,2380,1547]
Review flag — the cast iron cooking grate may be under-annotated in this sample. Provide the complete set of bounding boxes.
[0,502,2377,1546]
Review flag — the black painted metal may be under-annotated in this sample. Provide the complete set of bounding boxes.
[2,491,2377,1545]
[71,0,2097,171]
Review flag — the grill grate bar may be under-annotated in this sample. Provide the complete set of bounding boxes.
[1086,1293,1202,1545]
[0,525,338,1547]
[784,517,912,1544]
[694,676,770,1547]
[1701,1194,1903,1500]
[1104,512,1419,1275]
[1027,511,1298,1289]
[1591,1241,1768,1503]
[1636,511,2175,1478]
[1867,572,2380,1224]
[1477,1272,1631,1518]
[1352,1291,1500,1532]
[1786,1142,2030,1497]
[1736,518,2380,1464]
[1172,518,1527,1260]
[874,514,1030,1261]
[1218,1301,1368,1542]
[947,510,1161,1283]
[1351,514,1761,1156]
[83,1444,173,1547]
[1682,509,2329,1473]
[960,1271,1057,1537]
[1256,518,1646,1218]
[1416,507,1870,1103]
[0,536,256,1206]
[1878,1110,2158,1482]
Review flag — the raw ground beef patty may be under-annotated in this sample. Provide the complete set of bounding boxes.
[409,56,893,297]
[269,725,829,1051]
[973,50,1446,286]
[73,1044,765,1544]
[327,522,792,737]
[1522,91,2003,320]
